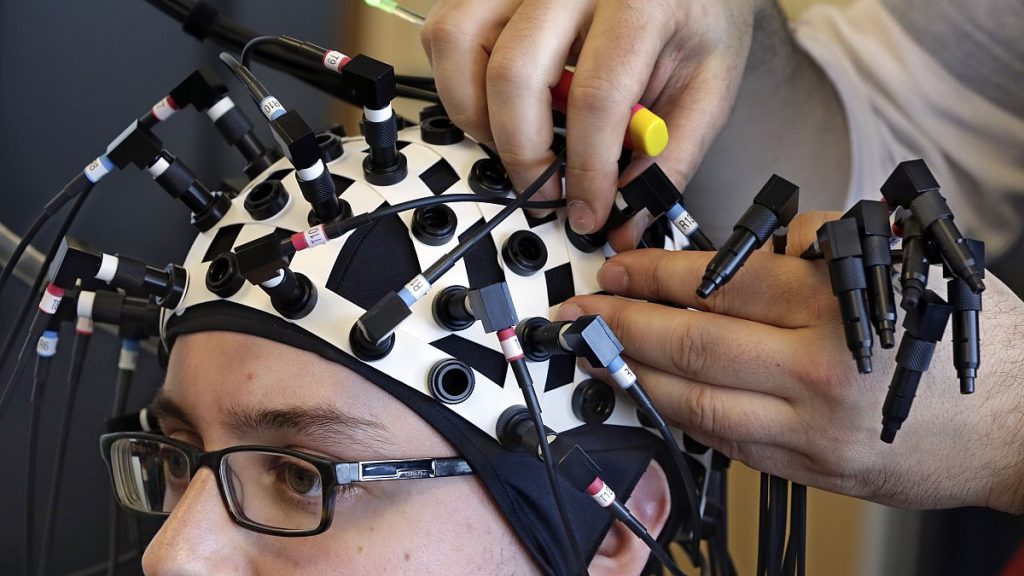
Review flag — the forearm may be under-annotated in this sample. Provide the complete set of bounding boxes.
[683,0,851,241]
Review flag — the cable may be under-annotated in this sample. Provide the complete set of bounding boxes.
[107,339,141,576]
[782,483,807,576]
[37,321,92,576]
[0,188,93,420]
[0,172,94,297]
[219,52,272,103]
[25,326,58,576]
[507,355,587,576]
[424,150,564,284]
[626,382,704,566]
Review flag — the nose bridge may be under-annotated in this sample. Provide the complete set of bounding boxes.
[142,467,250,575]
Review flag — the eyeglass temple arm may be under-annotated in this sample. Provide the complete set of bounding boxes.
[335,457,472,485]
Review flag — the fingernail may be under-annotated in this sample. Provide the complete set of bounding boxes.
[556,302,584,322]
[598,262,628,293]
[568,201,595,234]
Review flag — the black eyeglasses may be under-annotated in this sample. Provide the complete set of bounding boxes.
[99,432,474,536]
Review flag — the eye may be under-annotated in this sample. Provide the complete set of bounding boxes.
[282,462,321,496]
[162,448,190,480]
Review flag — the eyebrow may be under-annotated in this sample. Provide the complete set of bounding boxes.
[150,389,394,453]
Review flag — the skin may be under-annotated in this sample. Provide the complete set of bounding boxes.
[421,0,762,236]
[142,331,672,575]
[558,212,1024,513]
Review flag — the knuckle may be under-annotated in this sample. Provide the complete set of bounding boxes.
[668,318,707,377]
[686,384,722,437]
[567,74,627,116]
[486,51,532,91]
[420,19,463,49]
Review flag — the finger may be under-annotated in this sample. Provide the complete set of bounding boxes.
[606,209,654,252]
[486,0,592,205]
[594,248,836,328]
[681,429,814,482]
[625,360,799,446]
[558,295,802,398]
[564,2,672,234]
[784,211,844,257]
[619,55,749,210]
[422,0,520,144]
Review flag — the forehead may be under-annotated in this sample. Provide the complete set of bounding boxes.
[164,331,451,454]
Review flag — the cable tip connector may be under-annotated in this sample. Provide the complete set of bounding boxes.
[880,329,897,350]
[697,277,718,300]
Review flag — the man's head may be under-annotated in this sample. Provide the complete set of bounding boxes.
[112,128,696,574]
[139,330,671,574]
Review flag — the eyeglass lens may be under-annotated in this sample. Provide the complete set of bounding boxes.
[108,437,325,532]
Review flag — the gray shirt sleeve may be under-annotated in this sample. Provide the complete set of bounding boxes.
[884,0,1024,119]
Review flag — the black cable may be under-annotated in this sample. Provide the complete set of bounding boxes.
[607,499,685,576]
[316,193,565,249]
[37,328,92,576]
[757,472,769,576]
[107,360,137,576]
[25,345,55,576]
[788,483,807,576]
[0,173,92,298]
[143,1,441,104]
[422,150,565,284]
[219,51,271,102]
[624,383,704,565]
[0,187,92,421]
[508,357,586,576]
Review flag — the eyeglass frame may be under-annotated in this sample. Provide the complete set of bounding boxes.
[99,431,474,537]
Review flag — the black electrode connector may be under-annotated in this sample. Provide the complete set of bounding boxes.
[167,68,281,178]
[82,291,162,338]
[146,151,231,231]
[268,110,341,223]
[698,175,799,299]
[105,121,230,231]
[351,291,408,361]
[881,159,984,294]
[107,256,187,309]
[944,238,985,394]
[897,213,932,311]
[516,315,624,370]
[234,233,292,285]
[258,267,317,320]
[844,200,898,348]
[432,285,474,331]
[48,237,104,290]
[341,54,408,186]
[880,290,951,444]
[818,219,874,373]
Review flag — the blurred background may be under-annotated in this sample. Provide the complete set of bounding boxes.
[1,1,1020,574]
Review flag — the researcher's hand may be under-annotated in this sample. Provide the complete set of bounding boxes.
[421,0,760,240]
[558,212,1024,513]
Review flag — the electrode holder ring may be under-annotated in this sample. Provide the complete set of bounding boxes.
[428,358,476,404]
[363,153,408,187]
[155,264,188,309]
[572,379,616,424]
[469,158,514,197]
[432,285,474,332]
[501,230,548,276]
[271,273,318,320]
[307,198,353,228]
[349,323,396,362]
[244,179,290,221]
[316,132,345,163]
[412,204,458,246]
[420,115,464,145]
[192,193,232,232]
[564,220,607,254]
[205,252,246,298]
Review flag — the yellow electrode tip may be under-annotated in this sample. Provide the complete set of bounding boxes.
[628,107,669,157]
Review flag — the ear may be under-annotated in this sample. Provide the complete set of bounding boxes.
[588,461,672,576]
